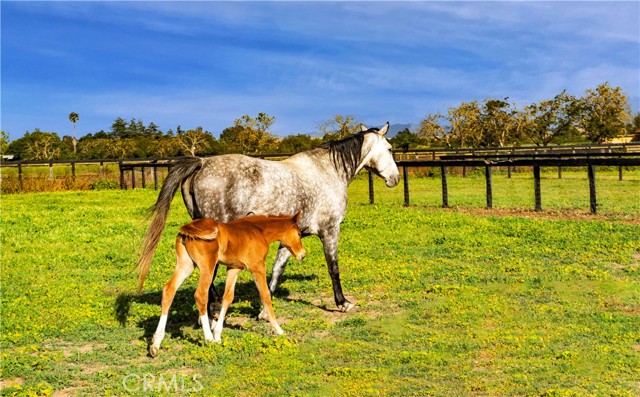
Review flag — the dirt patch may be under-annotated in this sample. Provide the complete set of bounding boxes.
[0,378,24,391]
[53,386,86,397]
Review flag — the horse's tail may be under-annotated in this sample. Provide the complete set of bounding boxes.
[137,156,203,292]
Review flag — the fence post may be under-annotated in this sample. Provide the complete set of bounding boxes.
[440,165,449,208]
[141,166,146,189]
[588,163,597,214]
[557,165,562,179]
[485,165,493,209]
[18,162,23,192]
[119,161,126,190]
[48,161,54,180]
[368,170,375,205]
[533,165,542,212]
[153,166,159,190]
[100,161,104,180]
[403,166,410,207]
[618,155,623,181]
[131,167,136,189]
[71,161,76,181]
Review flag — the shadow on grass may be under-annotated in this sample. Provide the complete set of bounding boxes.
[113,272,320,338]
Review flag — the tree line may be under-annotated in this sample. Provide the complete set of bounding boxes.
[409,83,638,149]
[1,83,638,161]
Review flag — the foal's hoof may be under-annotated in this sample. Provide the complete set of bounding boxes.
[338,301,356,313]
[149,345,159,358]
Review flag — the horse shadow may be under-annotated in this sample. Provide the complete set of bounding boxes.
[114,273,321,340]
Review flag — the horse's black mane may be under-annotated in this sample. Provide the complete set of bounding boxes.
[318,127,379,180]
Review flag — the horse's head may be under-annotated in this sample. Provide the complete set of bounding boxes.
[357,122,400,187]
[281,211,306,261]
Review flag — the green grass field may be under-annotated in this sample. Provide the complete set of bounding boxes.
[1,174,639,396]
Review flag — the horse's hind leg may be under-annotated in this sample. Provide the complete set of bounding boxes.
[320,231,354,312]
[150,242,194,357]
[252,265,284,336]
[194,254,217,343]
[213,267,242,342]
[207,263,221,320]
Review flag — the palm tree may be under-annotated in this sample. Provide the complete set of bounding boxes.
[69,112,79,154]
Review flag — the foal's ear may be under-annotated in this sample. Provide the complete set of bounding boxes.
[293,210,303,223]
[359,124,368,132]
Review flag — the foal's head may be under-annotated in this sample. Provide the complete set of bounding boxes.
[280,211,306,261]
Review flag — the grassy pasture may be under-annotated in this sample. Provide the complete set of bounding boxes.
[1,177,639,396]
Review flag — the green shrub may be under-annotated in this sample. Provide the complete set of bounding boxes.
[89,179,119,190]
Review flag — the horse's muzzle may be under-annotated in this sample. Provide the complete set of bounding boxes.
[386,174,400,187]
[295,249,306,261]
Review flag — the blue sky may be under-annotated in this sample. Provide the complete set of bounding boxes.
[2,1,639,139]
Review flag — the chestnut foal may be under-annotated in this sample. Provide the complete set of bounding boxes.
[148,212,306,357]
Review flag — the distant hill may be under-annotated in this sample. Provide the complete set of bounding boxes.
[387,123,417,137]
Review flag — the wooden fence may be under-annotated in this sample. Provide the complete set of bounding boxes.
[366,152,640,214]
[393,141,640,162]
[2,142,639,216]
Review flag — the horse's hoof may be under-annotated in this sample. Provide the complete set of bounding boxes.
[338,302,356,312]
[149,345,159,358]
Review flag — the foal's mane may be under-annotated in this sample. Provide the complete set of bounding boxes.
[317,128,379,180]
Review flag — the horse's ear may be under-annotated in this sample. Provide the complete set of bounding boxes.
[359,124,368,132]
[377,122,390,136]
[293,210,302,223]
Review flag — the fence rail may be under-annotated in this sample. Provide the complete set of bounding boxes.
[373,153,640,214]
[393,141,640,161]
[3,144,639,216]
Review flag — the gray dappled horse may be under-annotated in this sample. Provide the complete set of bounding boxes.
[137,123,400,313]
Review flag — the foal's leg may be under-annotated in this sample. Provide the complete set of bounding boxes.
[150,246,194,357]
[206,263,221,319]
[194,254,217,343]
[251,264,284,336]
[261,246,291,320]
[213,267,242,342]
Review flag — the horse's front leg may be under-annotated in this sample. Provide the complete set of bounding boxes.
[214,267,242,342]
[259,246,291,321]
[251,264,284,336]
[320,230,355,312]
[268,245,291,295]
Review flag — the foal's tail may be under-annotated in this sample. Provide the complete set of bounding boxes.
[137,156,203,292]
[179,218,219,241]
